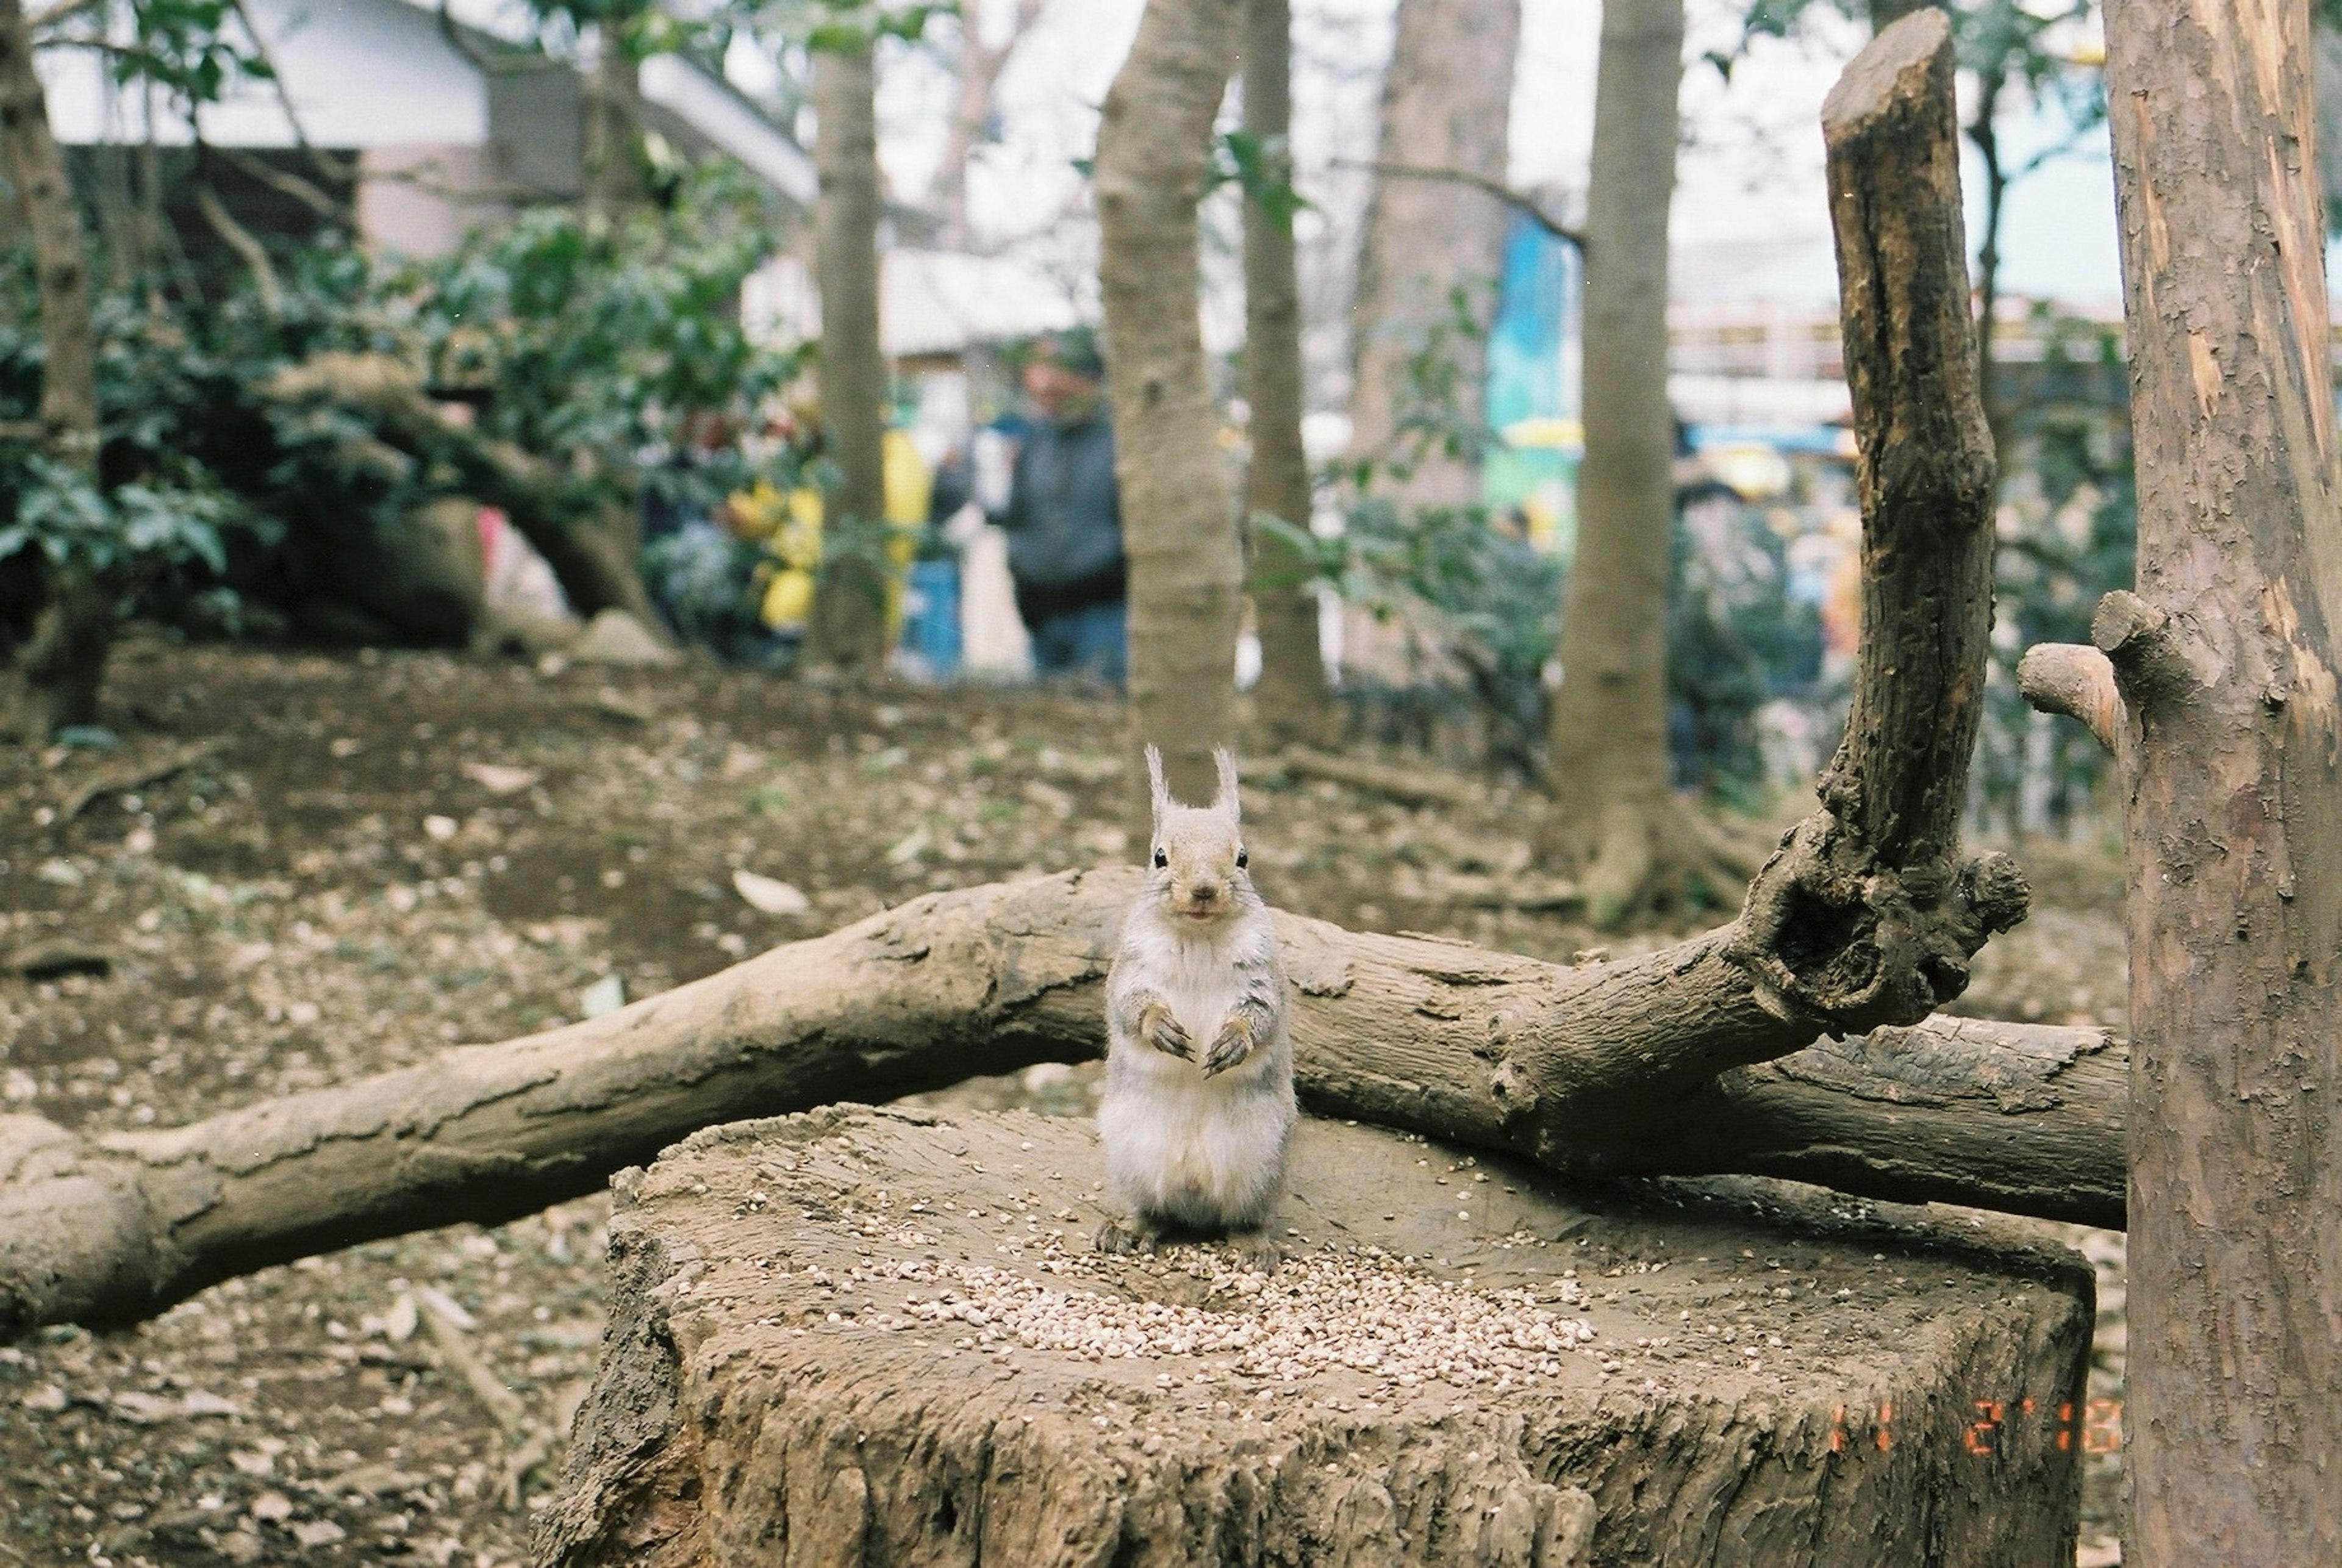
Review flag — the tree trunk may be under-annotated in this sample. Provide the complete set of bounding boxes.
[2100,0,2342,1555]
[1240,0,1330,748]
[1097,0,1244,809]
[583,11,651,226]
[0,0,110,739]
[806,36,895,676]
[1538,0,1681,925]
[1344,0,1519,505]
[537,1107,2093,1568]
[264,353,667,636]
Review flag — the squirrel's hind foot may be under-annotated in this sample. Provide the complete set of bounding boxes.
[1092,1219,1156,1256]
[1225,1232,1283,1274]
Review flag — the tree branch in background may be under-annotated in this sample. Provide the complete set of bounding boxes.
[1331,157,1584,250]
[929,0,1050,248]
[194,169,284,312]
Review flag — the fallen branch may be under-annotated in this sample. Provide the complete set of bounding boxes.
[266,353,668,635]
[56,737,224,823]
[1278,745,1483,809]
[0,866,2122,1342]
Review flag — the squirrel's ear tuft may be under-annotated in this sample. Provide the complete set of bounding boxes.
[1211,747,1241,823]
[1144,744,1171,823]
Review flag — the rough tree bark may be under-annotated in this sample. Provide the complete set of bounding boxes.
[265,353,667,635]
[805,34,895,676]
[928,0,1048,249]
[2089,0,2342,1555]
[536,1108,2093,1568]
[1538,0,1683,925]
[1344,0,1519,504]
[1240,0,1330,748]
[0,0,110,739]
[1097,0,1244,809]
[0,862,2109,1344]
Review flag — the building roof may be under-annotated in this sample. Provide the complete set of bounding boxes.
[37,0,812,203]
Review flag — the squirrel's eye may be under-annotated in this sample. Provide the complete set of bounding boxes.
[1152,848,1167,869]
[1236,848,1248,868]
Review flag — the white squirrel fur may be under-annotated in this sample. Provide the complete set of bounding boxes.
[1098,746,1295,1242]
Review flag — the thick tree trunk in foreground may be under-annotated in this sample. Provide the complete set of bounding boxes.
[806,37,895,676]
[1097,0,1244,809]
[537,1108,2091,1568]
[0,864,2113,1344]
[265,354,666,635]
[1345,0,1519,503]
[2097,0,2342,1555]
[1538,0,1681,924]
[0,0,110,739]
[1240,0,1331,748]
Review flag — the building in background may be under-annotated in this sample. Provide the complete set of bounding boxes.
[35,0,814,259]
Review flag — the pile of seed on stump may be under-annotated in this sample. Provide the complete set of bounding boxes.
[537,1106,2094,1568]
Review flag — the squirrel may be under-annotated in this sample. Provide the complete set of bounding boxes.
[1094,745,1295,1270]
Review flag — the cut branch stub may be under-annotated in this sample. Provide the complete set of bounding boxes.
[2091,588,2198,712]
[2018,643,2123,753]
[1721,10,2017,1038]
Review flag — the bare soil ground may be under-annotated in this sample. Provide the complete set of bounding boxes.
[0,635,2129,1566]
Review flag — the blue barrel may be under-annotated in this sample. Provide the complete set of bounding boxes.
[901,559,962,679]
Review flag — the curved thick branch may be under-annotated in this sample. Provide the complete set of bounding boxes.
[0,868,2124,1342]
[1725,12,2018,1039]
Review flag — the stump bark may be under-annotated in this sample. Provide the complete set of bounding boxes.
[537,1108,2093,1567]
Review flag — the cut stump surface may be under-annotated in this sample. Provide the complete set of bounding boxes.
[537,1108,2092,1567]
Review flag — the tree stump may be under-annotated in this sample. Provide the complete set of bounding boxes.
[537,1108,2093,1567]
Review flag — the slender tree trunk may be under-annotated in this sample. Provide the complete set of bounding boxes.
[1538,0,1681,924]
[0,0,110,739]
[1343,0,1519,504]
[1239,0,1328,748]
[583,12,651,225]
[1864,0,1927,27]
[928,0,1047,249]
[2101,0,2342,1556]
[805,36,895,676]
[1097,0,1244,809]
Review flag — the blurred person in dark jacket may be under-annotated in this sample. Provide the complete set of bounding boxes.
[992,329,1126,685]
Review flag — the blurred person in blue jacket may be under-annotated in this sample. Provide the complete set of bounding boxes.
[992,330,1126,686]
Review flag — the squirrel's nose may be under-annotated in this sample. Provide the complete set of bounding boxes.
[1190,882,1222,904]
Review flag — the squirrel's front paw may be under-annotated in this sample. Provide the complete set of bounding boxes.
[1141,1004,1193,1060]
[1202,1018,1254,1077]
[1092,1219,1153,1255]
